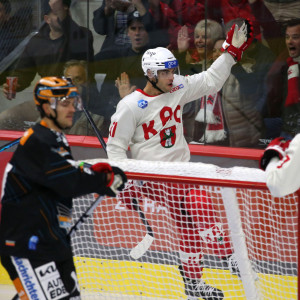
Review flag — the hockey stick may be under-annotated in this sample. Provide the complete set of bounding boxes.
[0,138,21,153]
[82,108,154,259]
[82,107,107,151]
[129,198,154,259]
[68,195,105,237]
[81,164,154,259]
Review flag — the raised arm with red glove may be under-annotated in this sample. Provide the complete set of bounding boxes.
[221,19,254,62]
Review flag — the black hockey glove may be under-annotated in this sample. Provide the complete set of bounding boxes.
[259,137,291,170]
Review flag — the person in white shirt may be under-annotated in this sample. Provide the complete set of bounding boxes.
[108,21,253,299]
[260,135,300,197]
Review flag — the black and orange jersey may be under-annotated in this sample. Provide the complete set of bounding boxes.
[0,121,107,261]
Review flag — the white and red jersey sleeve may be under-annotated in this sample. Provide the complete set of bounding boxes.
[265,134,300,197]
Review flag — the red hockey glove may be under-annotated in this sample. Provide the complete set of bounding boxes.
[259,137,291,170]
[221,19,254,61]
[91,162,127,197]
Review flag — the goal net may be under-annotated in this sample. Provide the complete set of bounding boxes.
[71,159,298,300]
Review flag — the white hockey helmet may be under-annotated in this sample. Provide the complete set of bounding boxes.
[142,47,179,77]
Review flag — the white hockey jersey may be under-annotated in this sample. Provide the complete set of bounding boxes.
[107,53,235,162]
[266,133,300,197]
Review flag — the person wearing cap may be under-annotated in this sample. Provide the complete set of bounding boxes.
[0,76,127,300]
[96,11,163,135]
[93,0,169,61]
[93,0,149,59]
[2,0,94,99]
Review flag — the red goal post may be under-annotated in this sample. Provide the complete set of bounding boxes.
[72,158,298,300]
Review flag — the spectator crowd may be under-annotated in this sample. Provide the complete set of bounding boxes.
[0,0,299,148]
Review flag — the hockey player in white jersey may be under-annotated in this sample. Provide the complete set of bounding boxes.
[108,20,253,300]
[260,135,300,197]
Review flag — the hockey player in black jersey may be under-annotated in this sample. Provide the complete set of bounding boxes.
[0,76,127,300]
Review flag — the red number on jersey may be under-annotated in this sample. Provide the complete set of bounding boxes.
[277,155,290,169]
[109,122,117,137]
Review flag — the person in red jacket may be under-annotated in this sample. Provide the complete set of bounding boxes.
[217,0,262,40]
[265,19,300,140]
[148,0,221,50]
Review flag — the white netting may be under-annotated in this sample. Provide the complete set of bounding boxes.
[71,159,298,300]
[85,159,267,183]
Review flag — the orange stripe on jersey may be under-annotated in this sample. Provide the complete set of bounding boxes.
[13,277,30,300]
[11,173,28,193]
[58,215,71,223]
[45,164,72,174]
[20,128,34,146]
[40,209,58,240]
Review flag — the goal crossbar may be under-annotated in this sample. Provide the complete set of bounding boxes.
[126,172,268,190]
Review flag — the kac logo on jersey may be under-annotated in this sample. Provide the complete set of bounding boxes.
[170,84,184,93]
[160,125,176,148]
[198,223,224,243]
[138,99,148,109]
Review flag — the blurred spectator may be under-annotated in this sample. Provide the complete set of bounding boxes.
[265,19,300,139]
[0,0,33,83]
[248,0,286,57]
[176,20,225,142]
[195,18,275,148]
[264,0,300,25]
[93,0,147,57]
[212,0,289,50]
[215,0,262,40]
[0,0,94,131]
[0,0,10,27]
[64,59,88,90]
[193,38,228,146]
[177,20,224,75]
[63,60,106,136]
[148,0,221,50]
[212,39,224,61]
[2,0,94,99]
[63,60,103,115]
[0,59,106,135]
[96,12,154,135]
[93,0,169,60]
[246,0,287,140]
[0,0,32,61]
